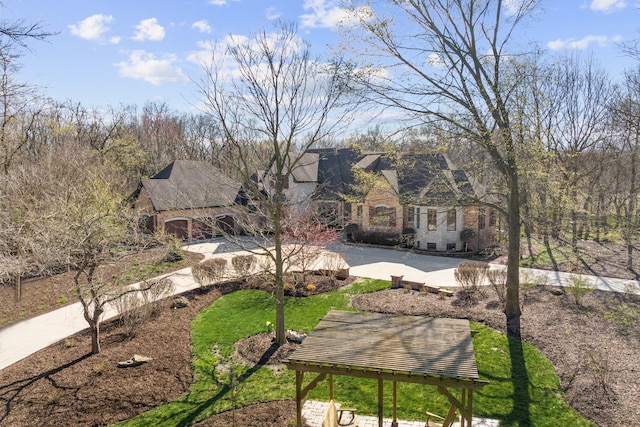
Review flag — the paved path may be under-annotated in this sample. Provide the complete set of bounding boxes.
[331,242,640,294]
[1,239,638,371]
[302,400,500,427]
[0,267,200,371]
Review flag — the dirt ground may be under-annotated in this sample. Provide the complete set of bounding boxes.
[514,238,640,280]
[0,247,205,328]
[1,241,639,426]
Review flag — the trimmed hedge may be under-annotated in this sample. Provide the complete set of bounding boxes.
[352,230,402,246]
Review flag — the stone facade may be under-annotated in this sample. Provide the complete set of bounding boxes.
[348,176,403,234]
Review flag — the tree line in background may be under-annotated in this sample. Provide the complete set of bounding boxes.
[1,1,639,345]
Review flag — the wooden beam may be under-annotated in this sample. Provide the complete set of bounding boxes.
[300,372,327,400]
[330,374,334,400]
[437,385,471,421]
[378,379,384,427]
[295,371,303,427]
[286,361,489,390]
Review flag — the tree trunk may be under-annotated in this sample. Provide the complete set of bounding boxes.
[571,208,578,253]
[273,204,286,346]
[627,146,637,274]
[90,322,101,354]
[504,174,522,339]
[14,273,21,302]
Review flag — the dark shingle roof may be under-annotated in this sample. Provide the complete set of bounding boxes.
[307,148,361,200]
[141,160,241,211]
[306,149,477,206]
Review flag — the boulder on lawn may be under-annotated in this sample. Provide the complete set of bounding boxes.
[286,330,307,344]
[117,354,152,368]
[171,296,190,309]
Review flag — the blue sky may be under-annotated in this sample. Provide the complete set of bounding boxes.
[4,0,639,114]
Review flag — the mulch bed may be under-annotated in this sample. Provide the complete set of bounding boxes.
[0,247,205,328]
[0,287,221,427]
[0,272,351,427]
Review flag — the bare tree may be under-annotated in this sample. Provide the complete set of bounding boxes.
[0,162,65,300]
[0,2,55,173]
[196,22,352,345]
[0,3,53,51]
[136,101,186,175]
[542,56,612,250]
[344,0,540,337]
[0,54,48,174]
[609,66,640,276]
[281,207,340,283]
[44,144,155,354]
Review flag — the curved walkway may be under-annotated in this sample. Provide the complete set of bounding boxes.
[1,239,638,371]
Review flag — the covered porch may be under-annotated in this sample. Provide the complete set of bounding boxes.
[286,310,489,427]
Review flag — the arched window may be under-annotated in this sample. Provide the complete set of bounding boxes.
[369,205,396,227]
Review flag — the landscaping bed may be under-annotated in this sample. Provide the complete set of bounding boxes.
[0,247,204,328]
[1,241,639,426]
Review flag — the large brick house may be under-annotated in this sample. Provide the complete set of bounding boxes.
[132,160,242,241]
[284,148,497,252]
[135,151,496,251]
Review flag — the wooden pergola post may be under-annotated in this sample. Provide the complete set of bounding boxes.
[330,374,334,400]
[391,381,399,427]
[295,370,303,427]
[377,379,384,427]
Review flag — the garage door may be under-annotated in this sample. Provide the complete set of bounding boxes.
[164,219,189,241]
[216,215,235,235]
[192,219,213,240]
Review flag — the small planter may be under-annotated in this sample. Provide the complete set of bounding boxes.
[391,275,404,289]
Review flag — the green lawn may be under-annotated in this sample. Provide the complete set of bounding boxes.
[114,279,594,427]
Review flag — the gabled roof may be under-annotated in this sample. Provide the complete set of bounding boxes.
[303,148,478,206]
[306,148,362,201]
[291,152,319,183]
[140,160,241,212]
[397,153,477,205]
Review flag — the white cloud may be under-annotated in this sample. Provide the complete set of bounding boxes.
[187,33,306,83]
[192,20,212,34]
[300,0,367,29]
[116,50,189,85]
[266,7,281,20]
[132,18,166,42]
[503,0,522,15]
[547,34,623,50]
[187,37,245,73]
[589,0,626,12]
[427,52,446,68]
[209,0,227,5]
[68,14,114,41]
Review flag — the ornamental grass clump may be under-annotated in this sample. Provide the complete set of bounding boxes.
[192,258,228,288]
[232,255,256,279]
[454,260,489,298]
[486,268,507,304]
[567,273,594,305]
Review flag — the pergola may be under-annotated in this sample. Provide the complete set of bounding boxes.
[286,310,489,427]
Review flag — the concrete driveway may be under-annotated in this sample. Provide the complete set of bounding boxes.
[328,243,466,288]
[330,242,640,294]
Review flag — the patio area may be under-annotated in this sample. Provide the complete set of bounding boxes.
[302,400,501,427]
